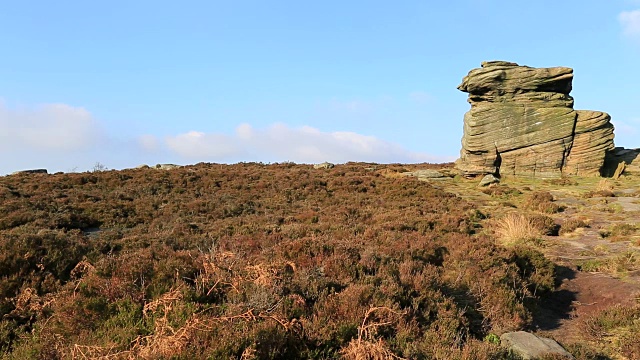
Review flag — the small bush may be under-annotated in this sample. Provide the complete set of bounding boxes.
[560,219,589,235]
[599,223,638,241]
[579,251,640,274]
[523,191,564,214]
[584,179,615,198]
[481,185,522,198]
[580,305,640,359]
[543,177,577,186]
[583,190,615,198]
[528,214,560,236]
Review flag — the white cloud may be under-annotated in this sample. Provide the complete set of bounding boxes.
[619,9,640,38]
[165,130,244,159]
[160,123,444,164]
[0,102,102,152]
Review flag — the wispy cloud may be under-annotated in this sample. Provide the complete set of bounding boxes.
[165,131,244,159]
[0,102,103,152]
[160,123,445,164]
[0,101,114,174]
[619,9,640,38]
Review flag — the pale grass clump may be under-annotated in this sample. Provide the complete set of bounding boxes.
[494,213,542,245]
[596,178,613,192]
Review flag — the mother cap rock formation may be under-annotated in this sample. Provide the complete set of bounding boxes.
[455,61,615,178]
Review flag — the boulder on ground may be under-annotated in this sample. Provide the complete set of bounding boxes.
[500,331,574,359]
[403,169,446,180]
[313,162,335,169]
[155,164,181,170]
[11,169,48,175]
[479,174,500,187]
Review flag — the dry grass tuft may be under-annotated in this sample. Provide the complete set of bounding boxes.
[71,344,121,359]
[494,213,542,245]
[341,338,404,360]
[596,179,614,192]
[341,307,406,360]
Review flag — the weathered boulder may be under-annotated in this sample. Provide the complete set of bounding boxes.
[313,162,335,170]
[155,164,181,170]
[479,174,500,187]
[500,331,574,359]
[456,61,615,178]
[11,169,48,175]
[402,169,446,180]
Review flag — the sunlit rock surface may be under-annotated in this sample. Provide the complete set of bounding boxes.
[456,61,615,178]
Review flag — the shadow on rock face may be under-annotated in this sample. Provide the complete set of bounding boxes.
[602,147,640,177]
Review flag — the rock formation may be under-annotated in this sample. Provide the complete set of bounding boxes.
[11,169,48,175]
[456,61,615,178]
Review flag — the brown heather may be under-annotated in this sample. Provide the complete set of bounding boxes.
[0,163,553,359]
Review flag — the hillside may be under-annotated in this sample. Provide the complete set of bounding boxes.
[0,162,638,359]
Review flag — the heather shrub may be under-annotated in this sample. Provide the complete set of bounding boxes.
[523,191,564,214]
[481,185,522,198]
[560,218,589,235]
[583,179,616,198]
[528,214,560,236]
[599,223,638,240]
[0,163,557,358]
[580,305,640,359]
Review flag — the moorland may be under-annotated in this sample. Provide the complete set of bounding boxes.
[0,162,639,359]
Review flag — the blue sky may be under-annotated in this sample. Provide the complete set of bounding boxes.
[1,1,639,174]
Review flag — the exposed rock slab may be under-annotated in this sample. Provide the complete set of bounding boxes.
[402,169,446,180]
[500,331,574,359]
[456,61,615,178]
[155,164,181,170]
[11,169,48,175]
[313,162,335,169]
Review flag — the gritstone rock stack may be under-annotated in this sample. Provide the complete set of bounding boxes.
[456,61,615,178]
